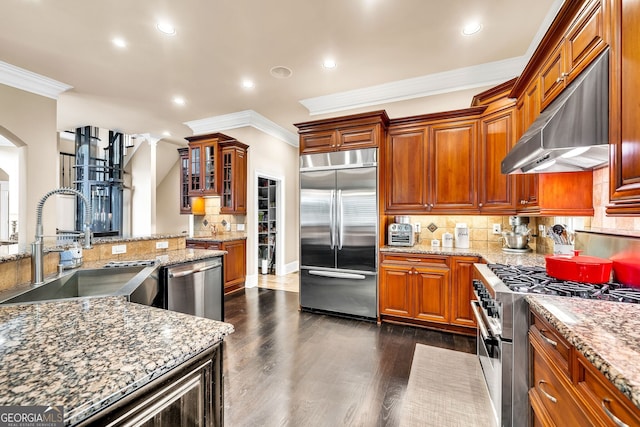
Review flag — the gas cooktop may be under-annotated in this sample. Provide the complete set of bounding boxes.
[487,263,640,304]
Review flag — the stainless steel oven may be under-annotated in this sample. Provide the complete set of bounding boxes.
[472,264,530,427]
[472,258,640,427]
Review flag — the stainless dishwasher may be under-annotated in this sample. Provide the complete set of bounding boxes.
[165,257,224,321]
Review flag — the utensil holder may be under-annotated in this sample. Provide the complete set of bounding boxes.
[553,243,574,255]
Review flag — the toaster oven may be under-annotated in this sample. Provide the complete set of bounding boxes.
[388,223,415,246]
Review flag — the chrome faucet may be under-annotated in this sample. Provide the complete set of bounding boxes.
[31,187,92,284]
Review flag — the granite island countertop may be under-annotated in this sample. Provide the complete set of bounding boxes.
[527,295,640,410]
[0,296,234,425]
[381,244,547,267]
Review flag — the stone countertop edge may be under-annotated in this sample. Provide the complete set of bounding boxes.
[527,295,640,410]
[0,296,234,426]
[187,232,248,242]
[380,245,547,267]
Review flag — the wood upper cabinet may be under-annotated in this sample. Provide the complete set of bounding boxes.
[607,0,640,214]
[516,78,541,212]
[185,133,248,213]
[384,108,484,214]
[479,105,517,214]
[177,147,191,214]
[541,0,608,110]
[296,110,389,155]
[186,134,222,196]
[429,120,478,212]
[385,127,428,212]
[219,141,248,215]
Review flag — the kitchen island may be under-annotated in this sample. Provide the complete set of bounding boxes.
[527,295,640,424]
[0,296,234,426]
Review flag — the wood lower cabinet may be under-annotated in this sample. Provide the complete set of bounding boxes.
[529,308,640,426]
[81,343,223,427]
[607,0,640,214]
[380,253,478,334]
[450,257,479,328]
[186,239,246,294]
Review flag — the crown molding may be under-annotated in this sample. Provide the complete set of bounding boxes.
[299,56,528,116]
[0,60,72,99]
[184,110,298,147]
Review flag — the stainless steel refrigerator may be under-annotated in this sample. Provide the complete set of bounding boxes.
[299,148,378,319]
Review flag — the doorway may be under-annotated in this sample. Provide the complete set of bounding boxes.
[256,173,282,276]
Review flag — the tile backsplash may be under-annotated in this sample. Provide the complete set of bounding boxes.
[192,196,245,237]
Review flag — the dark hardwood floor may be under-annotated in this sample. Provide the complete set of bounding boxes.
[222,288,476,427]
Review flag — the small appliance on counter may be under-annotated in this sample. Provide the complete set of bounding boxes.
[388,223,415,247]
[500,216,532,253]
[454,223,469,248]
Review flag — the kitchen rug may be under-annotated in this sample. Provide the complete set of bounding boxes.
[400,344,496,427]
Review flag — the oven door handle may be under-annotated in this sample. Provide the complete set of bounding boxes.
[471,300,493,342]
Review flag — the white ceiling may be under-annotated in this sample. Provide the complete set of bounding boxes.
[0,0,560,145]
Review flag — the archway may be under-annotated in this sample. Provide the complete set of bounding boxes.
[0,127,27,250]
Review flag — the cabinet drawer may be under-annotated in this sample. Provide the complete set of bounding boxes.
[530,336,592,426]
[575,351,640,427]
[530,312,572,380]
[381,253,449,267]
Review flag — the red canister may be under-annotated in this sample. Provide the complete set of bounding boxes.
[545,251,612,284]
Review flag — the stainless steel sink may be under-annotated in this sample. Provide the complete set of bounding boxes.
[0,265,160,305]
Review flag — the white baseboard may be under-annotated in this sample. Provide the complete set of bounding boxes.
[245,274,258,288]
[282,260,299,275]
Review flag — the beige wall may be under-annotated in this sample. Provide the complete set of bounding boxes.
[156,158,190,234]
[218,127,299,279]
[0,84,58,251]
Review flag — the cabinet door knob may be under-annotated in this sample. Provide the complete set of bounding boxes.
[561,72,569,77]
[556,77,563,83]
[479,203,483,207]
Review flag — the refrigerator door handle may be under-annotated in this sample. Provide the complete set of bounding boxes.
[337,189,344,250]
[308,270,366,280]
[329,189,336,250]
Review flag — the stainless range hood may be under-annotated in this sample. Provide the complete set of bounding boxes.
[501,48,609,174]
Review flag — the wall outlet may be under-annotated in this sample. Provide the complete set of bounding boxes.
[492,223,502,234]
[111,244,127,254]
[539,224,546,234]
[237,223,245,231]
[156,241,169,249]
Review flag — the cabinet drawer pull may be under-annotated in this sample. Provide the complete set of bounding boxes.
[405,258,423,263]
[539,329,558,348]
[537,380,558,404]
[602,398,629,427]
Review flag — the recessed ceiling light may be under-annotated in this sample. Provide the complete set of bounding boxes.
[270,66,293,79]
[242,79,255,89]
[112,37,127,48]
[156,21,176,35]
[173,96,185,106]
[323,59,337,69]
[162,131,171,137]
[462,22,482,36]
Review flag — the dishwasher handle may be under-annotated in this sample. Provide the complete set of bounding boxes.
[168,269,197,279]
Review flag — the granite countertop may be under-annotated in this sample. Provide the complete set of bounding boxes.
[527,295,640,410]
[381,244,547,267]
[90,233,187,245]
[83,248,226,269]
[0,296,234,425]
[188,232,247,242]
